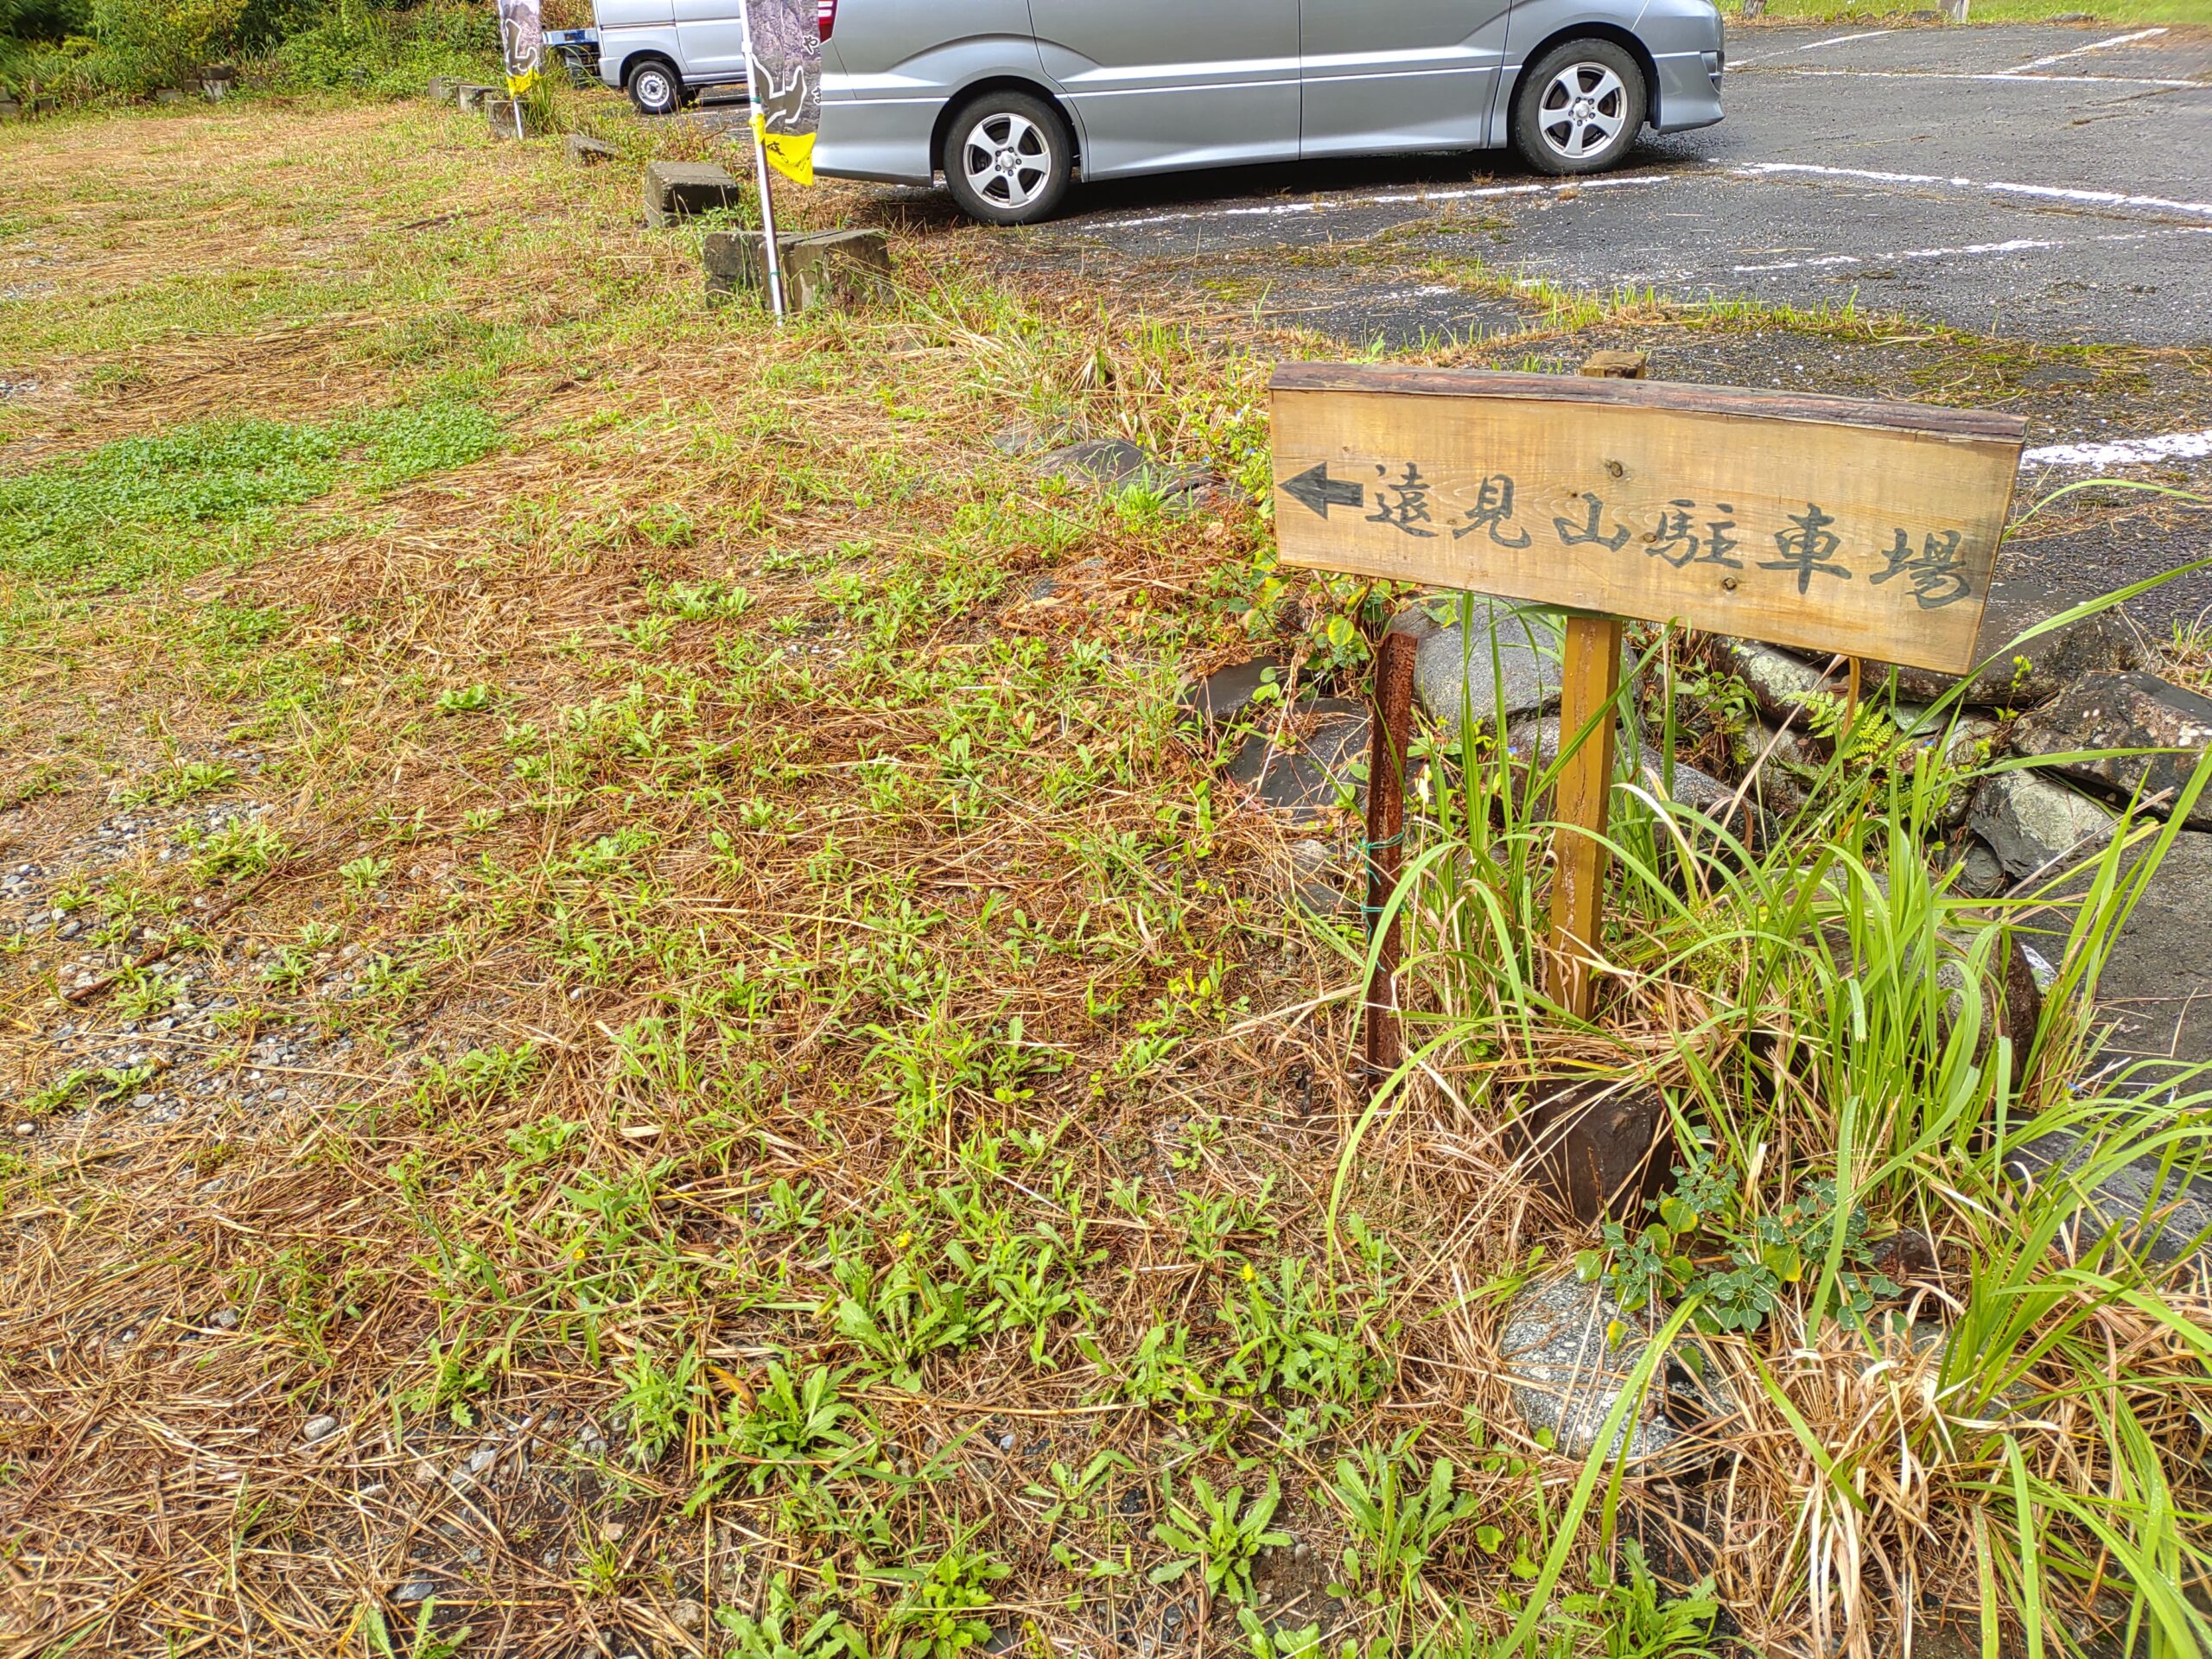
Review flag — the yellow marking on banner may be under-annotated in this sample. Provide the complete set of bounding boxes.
[760,127,816,187]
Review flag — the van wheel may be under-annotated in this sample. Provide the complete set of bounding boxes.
[944,91,1071,226]
[1511,39,1646,175]
[626,58,682,118]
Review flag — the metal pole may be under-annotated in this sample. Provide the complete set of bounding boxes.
[1363,631,1417,1080]
[738,0,789,323]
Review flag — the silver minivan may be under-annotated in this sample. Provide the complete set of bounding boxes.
[810,0,1724,224]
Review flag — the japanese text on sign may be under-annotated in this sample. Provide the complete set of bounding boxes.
[1268,365,2026,674]
[1285,461,1974,610]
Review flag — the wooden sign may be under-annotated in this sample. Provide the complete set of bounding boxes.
[1270,365,2026,674]
[1273,362,2028,1079]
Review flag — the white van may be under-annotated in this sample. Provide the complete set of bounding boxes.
[590,0,828,115]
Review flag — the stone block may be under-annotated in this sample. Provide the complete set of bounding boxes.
[428,76,457,101]
[1713,636,1840,726]
[154,87,185,105]
[454,84,494,111]
[484,97,546,138]
[702,226,893,308]
[2012,671,2212,830]
[1861,573,2143,709]
[1499,1274,1688,1465]
[565,132,617,165]
[1224,697,1368,826]
[1414,597,1634,736]
[0,99,21,123]
[1520,1075,1672,1224]
[645,160,742,226]
[1578,348,1649,378]
[1967,769,2117,882]
[1178,656,1290,734]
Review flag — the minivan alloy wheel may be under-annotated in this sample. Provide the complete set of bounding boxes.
[960,111,1052,213]
[1535,61,1627,161]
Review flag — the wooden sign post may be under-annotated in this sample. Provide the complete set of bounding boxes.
[1269,365,2026,1020]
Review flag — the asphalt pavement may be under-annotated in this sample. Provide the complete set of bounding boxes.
[1016,23,2212,350]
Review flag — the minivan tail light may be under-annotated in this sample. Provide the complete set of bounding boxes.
[817,0,836,39]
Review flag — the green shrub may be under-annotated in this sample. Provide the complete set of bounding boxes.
[251,2,493,94]
[87,0,245,92]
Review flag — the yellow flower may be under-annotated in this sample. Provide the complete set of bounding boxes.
[1240,1262,1255,1282]
[895,1230,915,1249]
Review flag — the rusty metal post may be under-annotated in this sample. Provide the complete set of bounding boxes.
[1363,632,1418,1080]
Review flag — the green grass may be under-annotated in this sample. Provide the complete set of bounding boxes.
[3,93,2210,1659]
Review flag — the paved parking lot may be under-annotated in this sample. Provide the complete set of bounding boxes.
[1022,23,2212,350]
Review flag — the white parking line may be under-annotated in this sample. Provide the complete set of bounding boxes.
[2004,26,2167,73]
[1074,158,2212,238]
[1078,170,1677,231]
[1732,161,2212,220]
[1733,28,1893,65]
[2021,429,2212,468]
[1774,66,2203,89]
[1733,223,2212,274]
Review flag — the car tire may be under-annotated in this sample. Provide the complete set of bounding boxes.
[943,91,1072,226]
[1511,38,1647,175]
[626,58,682,118]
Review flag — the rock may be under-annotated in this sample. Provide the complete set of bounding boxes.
[2011,671,2212,830]
[1415,599,1630,735]
[1226,698,1367,826]
[0,99,22,123]
[1036,437,1147,486]
[1383,603,1444,645]
[2085,830,2212,1073]
[644,159,741,226]
[1955,839,2006,898]
[483,96,546,137]
[1499,1274,1681,1464]
[1287,837,1355,920]
[393,1574,437,1605]
[1862,575,2144,709]
[302,1414,341,1445]
[1518,1076,1671,1223]
[1578,348,1648,378]
[1179,656,1290,733]
[1723,720,1821,817]
[702,226,894,309]
[2007,1123,2212,1268]
[1502,717,1747,835]
[672,1600,707,1632]
[1713,637,1838,725]
[1967,770,2117,882]
[1029,438,1234,512]
[208,1306,240,1331]
[565,131,616,164]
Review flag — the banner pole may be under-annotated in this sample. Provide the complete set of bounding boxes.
[738,0,789,323]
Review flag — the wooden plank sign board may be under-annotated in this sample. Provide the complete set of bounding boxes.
[1273,363,2028,1036]
[1270,365,2027,674]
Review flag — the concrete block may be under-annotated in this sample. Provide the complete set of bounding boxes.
[454,84,495,111]
[565,132,618,165]
[428,76,457,101]
[702,227,893,309]
[484,97,547,138]
[154,87,186,106]
[200,64,236,100]
[0,99,21,123]
[645,160,742,227]
[1578,349,1649,378]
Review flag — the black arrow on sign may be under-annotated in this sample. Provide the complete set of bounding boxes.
[1277,463,1365,519]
